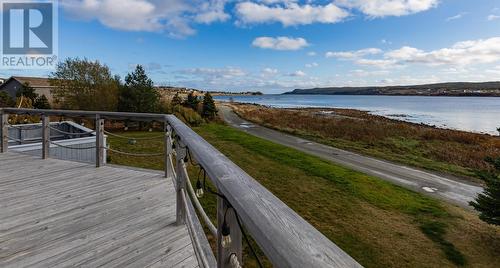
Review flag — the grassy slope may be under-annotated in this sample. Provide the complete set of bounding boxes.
[107,125,500,268]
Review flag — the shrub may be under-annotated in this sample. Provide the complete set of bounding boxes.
[0,91,14,107]
[202,92,217,119]
[33,95,51,109]
[183,92,199,110]
[175,106,204,126]
[470,157,500,225]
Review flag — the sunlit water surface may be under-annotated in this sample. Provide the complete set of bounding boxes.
[215,95,500,135]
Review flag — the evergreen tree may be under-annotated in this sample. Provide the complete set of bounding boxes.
[470,157,500,225]
[202,92,217,119]
[33,95,51,109]
[16,82,38,101]
[171,93,182,107]
[0,91,14,107]
[118,65,160,113]
[183,91,199,110]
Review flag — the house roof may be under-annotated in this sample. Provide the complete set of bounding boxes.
[4,76,52,88]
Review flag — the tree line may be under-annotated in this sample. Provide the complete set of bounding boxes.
[1,58,218,125]
[49,58,217,123]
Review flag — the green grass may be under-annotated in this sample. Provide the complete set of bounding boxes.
[106,123,500,267]
[419,221,466,266]
[197,124,445,216]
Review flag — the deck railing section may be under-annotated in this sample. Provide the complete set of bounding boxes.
[0,108,362,268]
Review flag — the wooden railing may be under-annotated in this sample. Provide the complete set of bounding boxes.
[0,108,362,268]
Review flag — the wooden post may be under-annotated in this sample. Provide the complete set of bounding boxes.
[95,116,104,167]
[217,197,242,268]
[164,123,173,178]
[175,142,187,225]
[18,127,23,144]
[0,112,8,153]
[42,115,50,159]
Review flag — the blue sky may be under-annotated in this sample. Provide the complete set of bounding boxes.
[2,0,500,93]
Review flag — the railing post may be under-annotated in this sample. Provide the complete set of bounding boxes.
[0,111,8,153]
[175,141,187,225]
[95,116,104,167]
[164,123,173,178]
[18,127,23,144]
[42,115,50,159]
[217,197,242,268]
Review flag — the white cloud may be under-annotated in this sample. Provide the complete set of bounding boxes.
[384,38,500,66]
[236,1,349,26]
[487,14,500,21]
[194,0,230,24]
[325,48,382,59]
[178,67,246,79]
[305,62,319,68]
[339,37,500,69]
[289,70,306,77]
[378,78,394,84]
[355,58,397,68]
[446,12,467,21]
[262,67,279,75]
[350,69,389,77]
[335,0,439,17]
[169,65,329,93]
[252,36,309,50]
[62,0,229,37]
[307,51,317,56]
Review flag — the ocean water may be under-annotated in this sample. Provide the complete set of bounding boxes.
[214,94,500,135]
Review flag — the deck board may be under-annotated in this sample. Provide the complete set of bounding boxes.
[0,152,198,268]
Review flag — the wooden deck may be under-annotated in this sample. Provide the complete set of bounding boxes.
[0,152,198,268]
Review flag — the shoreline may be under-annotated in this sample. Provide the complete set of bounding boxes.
[221,102,500,182]
[283,93,500,97]
[216,100,499,137]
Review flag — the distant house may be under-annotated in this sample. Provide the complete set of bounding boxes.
[0,76,54,102]
[0,78,5,85]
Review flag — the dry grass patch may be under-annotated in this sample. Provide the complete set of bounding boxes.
[228,103,500,182]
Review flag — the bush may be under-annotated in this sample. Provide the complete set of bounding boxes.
[175,105,204,126]
[0,91,14,107]
[33,95,51,109]
[470,157,500,225]
[171,93,182,107]
[16,82,38,101]
[183,92,199,110]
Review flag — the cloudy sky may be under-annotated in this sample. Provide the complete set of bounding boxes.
[3,0,500,93]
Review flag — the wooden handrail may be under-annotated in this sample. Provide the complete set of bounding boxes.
[1,108,169,121]
[166,114,362,268]
[0,108,362,268]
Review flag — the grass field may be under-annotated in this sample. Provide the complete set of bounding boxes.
[106,124,500,268]
[227,103,500,182]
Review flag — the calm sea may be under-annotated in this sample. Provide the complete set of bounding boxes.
[214,95,500,135]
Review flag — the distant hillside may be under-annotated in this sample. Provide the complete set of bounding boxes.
[285,82,500,96]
